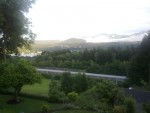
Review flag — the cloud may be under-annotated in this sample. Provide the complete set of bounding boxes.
[28,0,150,40]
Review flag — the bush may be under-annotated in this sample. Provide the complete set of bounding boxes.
[143,103,150,113]
[62,103,77,110]
[93,102,112,113]
[67,91,79,102]
[113,105,126,113]
[125,97,136,113]
[41,104,49,113]
[95,79,125,106]
[49,79,66,103]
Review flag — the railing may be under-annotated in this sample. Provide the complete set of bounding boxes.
[37,68,127,84]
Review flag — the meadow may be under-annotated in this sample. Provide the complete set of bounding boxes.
[21,78,50,97]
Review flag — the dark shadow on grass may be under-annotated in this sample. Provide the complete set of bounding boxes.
[7,98,24,104]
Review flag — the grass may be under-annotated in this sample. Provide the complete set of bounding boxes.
[21,78,50,97]
[0,94,61,113]
[0,78,98,113]
[0,94,97,113]
[53,110,97,113]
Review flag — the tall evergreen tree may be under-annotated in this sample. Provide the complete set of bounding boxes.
[139,31,150,85]
[128,31,150,85]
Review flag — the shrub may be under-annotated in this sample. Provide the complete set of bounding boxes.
[95,79,125,106]
[67,91,79,102]
[41,104,49,113]
[125,97,136,113]
[113,105,126,113]
[93,102,112,113]
[62,103,77,110]
[143,103,150,113]
[49,79,65,102]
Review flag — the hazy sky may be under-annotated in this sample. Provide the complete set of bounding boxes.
[28,0,150,40]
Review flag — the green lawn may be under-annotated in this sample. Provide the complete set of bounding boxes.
[0,78,98,113]
[0,94,97,113]
[53,110,97,113]
[21,78,50,97]
[0,94,61,113]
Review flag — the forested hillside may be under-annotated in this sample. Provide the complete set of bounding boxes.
[32,46,137,76]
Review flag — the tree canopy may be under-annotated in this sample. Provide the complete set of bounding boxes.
[128,31,150,85]
[0,59,41,102]
[0,0,36,61]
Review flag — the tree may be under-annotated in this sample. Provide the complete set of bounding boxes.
[128,31,150,85]
[95,79,124,106]
[48,78,65,102]
[140,31,150,85]
[0,59,41,103]
[61,72,74,94]
[73,73,88,93]
[0,0,36,62]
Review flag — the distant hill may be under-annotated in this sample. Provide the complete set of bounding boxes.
[63,38,86,44]
[31,40,140,52]
[31,40,60,51]
[31,31,147,51]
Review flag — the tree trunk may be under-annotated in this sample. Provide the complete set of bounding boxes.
[14,87,21,102]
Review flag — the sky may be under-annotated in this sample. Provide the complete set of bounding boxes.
[28,0,150,41]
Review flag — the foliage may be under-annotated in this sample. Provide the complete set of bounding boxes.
[53,109,97,113]
[62,103,77,110]
[60,72,89,94]
[95,79,125,106]
[125,97,136,113]
[32,47,136,75]
[128,31,150,85]
[41,104,49,113]
[76,87,97,110]
[73,73,89,93]
[143,103,150,113]
[127,56,143,85]
[67,91,79,102]
[93,102,112,113]
[77,79,125,112]
[0,59,42,102]
[0,0,36,61]
[141,79,149,89]
[48,78,66,102]
[60,72,74,94]
[113,105,126,113]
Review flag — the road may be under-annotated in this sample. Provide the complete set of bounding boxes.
[125,88,150,103]
[37,68,127,83]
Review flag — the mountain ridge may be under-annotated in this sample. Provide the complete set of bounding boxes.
[32,31,148,51]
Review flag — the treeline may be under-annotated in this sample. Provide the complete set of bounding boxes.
[32,46,137,76]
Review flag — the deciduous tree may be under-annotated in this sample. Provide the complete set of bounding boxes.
[0,0,36,62]
[0,59,41,102]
